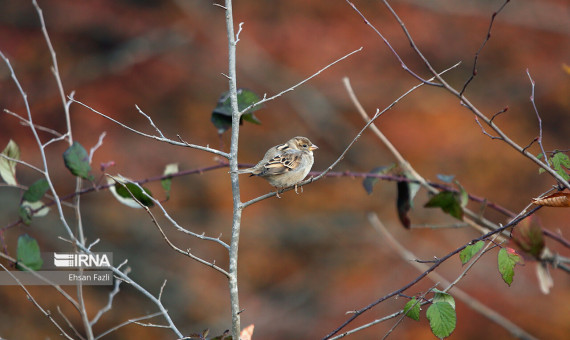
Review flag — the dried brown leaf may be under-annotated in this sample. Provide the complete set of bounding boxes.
[532,192,570,207]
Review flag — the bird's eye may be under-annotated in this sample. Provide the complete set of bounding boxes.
[302,144,308,148]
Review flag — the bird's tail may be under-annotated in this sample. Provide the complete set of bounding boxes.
[231,168,254,175]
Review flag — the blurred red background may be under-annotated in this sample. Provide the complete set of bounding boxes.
[0,0,568,339]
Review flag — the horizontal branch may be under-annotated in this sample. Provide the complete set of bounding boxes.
[70,98,230,159]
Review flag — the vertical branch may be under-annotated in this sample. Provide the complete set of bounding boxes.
[526,69,547,164]
[224,0,243,338]
[33,1,92,338]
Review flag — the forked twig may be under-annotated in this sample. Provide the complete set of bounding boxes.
[460,0,511,96]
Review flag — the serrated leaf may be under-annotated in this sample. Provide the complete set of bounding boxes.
[63,142,94,181]
[424,191,464,220]
[396,181,411,229]
[0,139,20,185]
[403,297,420,321]
[426,301,456,338]
[211,89,263,134]
[459,241,485,265]
[498,247,523,286]
[432,289,455,310]
[550,152,570,180]
[17,234,43,271]
[362,164,396,194]
[512,216,544,258]
[538,152,570,180]
[161,163,178,200]
[22,178,50,202]
[114,182,154,208]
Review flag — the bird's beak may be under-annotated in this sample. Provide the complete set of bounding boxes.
[310,145,319,151]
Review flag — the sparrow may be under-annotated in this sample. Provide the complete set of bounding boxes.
[237,136,318,197]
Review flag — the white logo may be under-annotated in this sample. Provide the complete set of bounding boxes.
[53,253,111,268]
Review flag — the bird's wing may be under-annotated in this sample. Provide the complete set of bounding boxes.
[260,150,302,175]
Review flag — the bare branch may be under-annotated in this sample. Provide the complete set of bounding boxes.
[94,311,166,340]
[108,176,230,277]
[238,47,363,115]
[0,263,75,340]
[322,207,539,339]
[70,98,230,159]
[374,0,570,190]
[3,109,64,137]
[89,132,107,163]
[345,0,439,86]
[90,266,129,326]
[526,69,548,163]
[460,0,511,96]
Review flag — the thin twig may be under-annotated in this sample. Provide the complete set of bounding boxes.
[382,283,438,340]
[460,0,511,96]
[90,266,129,326]
[322,207,539,339]
[0,253,81,310]
[109,177,230,277]
[366,214,538,340]
[3,109,63,137]
[238,47,363,115]
[526,69,548,164]
[0,263,74,340]
[94,311,166,340]
[70,98,230,159]
[345,0,439,86]
[371,0,569,189]
[89,132,107,163]
[57,306,86,340]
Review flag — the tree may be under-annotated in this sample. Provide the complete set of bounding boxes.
[0,0,568,339]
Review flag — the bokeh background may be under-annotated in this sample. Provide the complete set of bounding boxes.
[0,0,568,339]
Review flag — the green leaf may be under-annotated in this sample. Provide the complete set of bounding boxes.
[0,139,20,185]
[211,89,263,134]
[403,297,420,321]
[113,182,154,208]
[426,301,456,338]
[498,247,523,286]
[550,152,570,180]
[538,152,570,180]
[17,234,43,271]
[460,241,485,265]
[161,163,179,200]
[424,191,464,220]
[432,289,455,310]
[362,164,396,194]
[63,142,94,180]
[22,178,50,202]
